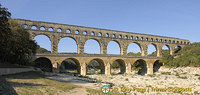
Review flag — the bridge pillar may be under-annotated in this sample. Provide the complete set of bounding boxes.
[141,46,147,56]
[146,61,154,75]
[105,63,111,75]
[78,41,85,54]
[101,45,107,54]
[51,35,58,53]
[157,45,162,57]
[80,62,87,76]
[52,62,59,73]
[170,46,175,55]
[126,63,131,74]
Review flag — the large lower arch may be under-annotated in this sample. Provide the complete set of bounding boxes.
[147,44,157,57]
[58,37,78,53]
[34,57,52,72]
[111,59,126,74]
[127,42,142,56]
[84,39,101,54]
[132,59,147,75]
[86,58,105,75]
[59,58,81,74]
[107,40,121,55]
[153,60,163,73]
[33,35,51,52]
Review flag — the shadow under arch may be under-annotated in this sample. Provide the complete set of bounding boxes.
[153,60,163,73]
[58,36,78,53]
[111,59,126,74]
[107,40,121,55]
[84,38,102,54]
[34,57,52,72]
[86,58,105,75]
[132,59,147,75]
[59,58,81,74]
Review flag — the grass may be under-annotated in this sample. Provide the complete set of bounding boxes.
[0,71,78,95]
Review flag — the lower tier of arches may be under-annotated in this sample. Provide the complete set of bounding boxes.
[33,56,163,76]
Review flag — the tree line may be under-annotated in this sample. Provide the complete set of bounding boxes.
[0,3,37,65]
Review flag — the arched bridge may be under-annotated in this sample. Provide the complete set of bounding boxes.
[13,18,190,76]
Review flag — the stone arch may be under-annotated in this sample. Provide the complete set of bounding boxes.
[34,57,52,72]
[174,45,182,53]
[107,40,121,55]
[132,59,147,75]
[59,58,81,74]
[58,36,78,53]
[111,59,126,74]
[147,43,157,56]
[86,58,105,75]
[33,34,51,52]
[40,26,45,31]
[84,38,102,54]
[153,60,163,73]
[23,24,28,29]
[31,25,37,30]
[48,27,54,31]
[162,44,170,55]
[127,42,142,56]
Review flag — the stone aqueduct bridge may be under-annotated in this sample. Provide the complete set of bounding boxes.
[13,18,190,76]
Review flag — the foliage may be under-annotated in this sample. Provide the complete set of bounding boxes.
[0,3,37,65]
[161,42,200,67]
[127,52,141,56]
[111,61,120,68]
[36,47,51,53]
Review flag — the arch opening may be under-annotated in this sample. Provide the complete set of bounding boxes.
[40,26,45,31]
[147,44,157,57]
[31,25,37,30]
[162,45,170,55]
[132,59,147,75]
[153,60,163,73]
[34,57,52,72]
[107,41,120,55]
[174,46,182,53]
[84,39,101,54]
[48,27,53,31]
[59,58,81,75]
[33,35,51,53]
[58,37,78,53]
[111,59,126,74]
[87,59,105,75]
[127,43,142,56]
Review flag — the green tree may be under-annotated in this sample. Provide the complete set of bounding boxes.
[161,42,200,67]
[0,3,11,62]
[0,3,37,65]
[127,52,141,56]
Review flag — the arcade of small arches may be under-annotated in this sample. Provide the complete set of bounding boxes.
[33,56,163,76]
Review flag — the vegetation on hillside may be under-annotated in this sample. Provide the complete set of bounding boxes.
[36,47,51,53]
[160,42,200,67]
[0,3,37,65]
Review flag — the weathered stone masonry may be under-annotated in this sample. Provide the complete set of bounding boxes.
[13,18,190,76]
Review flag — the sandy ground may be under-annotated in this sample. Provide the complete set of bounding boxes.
[48,66,200,95]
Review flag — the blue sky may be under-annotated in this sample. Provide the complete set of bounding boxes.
[1,0,200,54]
